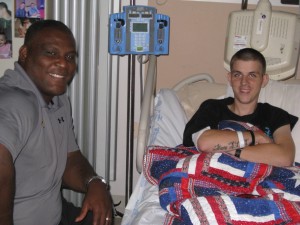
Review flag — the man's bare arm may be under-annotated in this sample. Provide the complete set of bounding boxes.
[0,144,15,225]
[238,125,295,167]
[62,150,112,224]
[197,129,271,152]
[62,150,98,192]
[197,125,294,167]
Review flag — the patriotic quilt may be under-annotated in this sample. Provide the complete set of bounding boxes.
[143,145,300,225]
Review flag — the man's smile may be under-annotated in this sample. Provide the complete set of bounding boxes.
[49,73,64,79]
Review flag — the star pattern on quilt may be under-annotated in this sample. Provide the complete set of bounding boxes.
[290,171,300,188]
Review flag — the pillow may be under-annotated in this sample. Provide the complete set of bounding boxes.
[148,88,188,147]
[176,81,227,119]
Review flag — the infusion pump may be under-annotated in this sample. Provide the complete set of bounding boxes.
[109,5,170,55]
[224,0,300,80]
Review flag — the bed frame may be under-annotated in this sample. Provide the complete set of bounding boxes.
[136,56,157,173]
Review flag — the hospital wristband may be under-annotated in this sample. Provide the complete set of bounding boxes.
[236,131,245,148]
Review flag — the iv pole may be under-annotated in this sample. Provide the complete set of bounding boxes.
[116,1,169,205]
[125,0,136,205]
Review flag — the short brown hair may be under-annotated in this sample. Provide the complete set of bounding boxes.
[230,48,267,74]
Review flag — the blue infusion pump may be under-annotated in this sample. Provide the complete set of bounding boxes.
[109,5,170,55]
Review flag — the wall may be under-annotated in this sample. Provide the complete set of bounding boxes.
[0,0,46,75]
[0,0,20,74]
[148,1,300,89]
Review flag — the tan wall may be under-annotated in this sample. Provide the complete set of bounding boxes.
[149,1,300,89]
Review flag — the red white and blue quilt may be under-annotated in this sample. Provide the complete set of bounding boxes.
[143,145,300,225]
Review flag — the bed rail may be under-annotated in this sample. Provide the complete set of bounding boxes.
[173,73,215,91]
[136,55,157,173]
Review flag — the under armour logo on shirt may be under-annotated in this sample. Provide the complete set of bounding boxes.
[58,117,64,123]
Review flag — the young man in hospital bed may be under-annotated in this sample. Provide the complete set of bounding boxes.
[128,47,300,225]
[183,47,298,167]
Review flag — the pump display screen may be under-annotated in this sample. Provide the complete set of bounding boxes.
[132,23,148,32]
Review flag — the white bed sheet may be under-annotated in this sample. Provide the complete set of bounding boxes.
[121,89,188,225]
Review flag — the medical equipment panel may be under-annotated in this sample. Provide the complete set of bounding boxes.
[224,0,300,80]
[109,5,170,55]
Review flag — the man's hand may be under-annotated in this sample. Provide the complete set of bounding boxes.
[75,180,113,225]
[62,150,113,225]
[254,131,273,145]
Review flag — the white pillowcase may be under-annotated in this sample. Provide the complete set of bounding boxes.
[148,89,188,147]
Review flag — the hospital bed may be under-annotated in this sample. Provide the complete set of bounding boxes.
[121,56,300,225]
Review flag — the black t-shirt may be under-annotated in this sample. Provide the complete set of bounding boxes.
[183,97,298,147]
